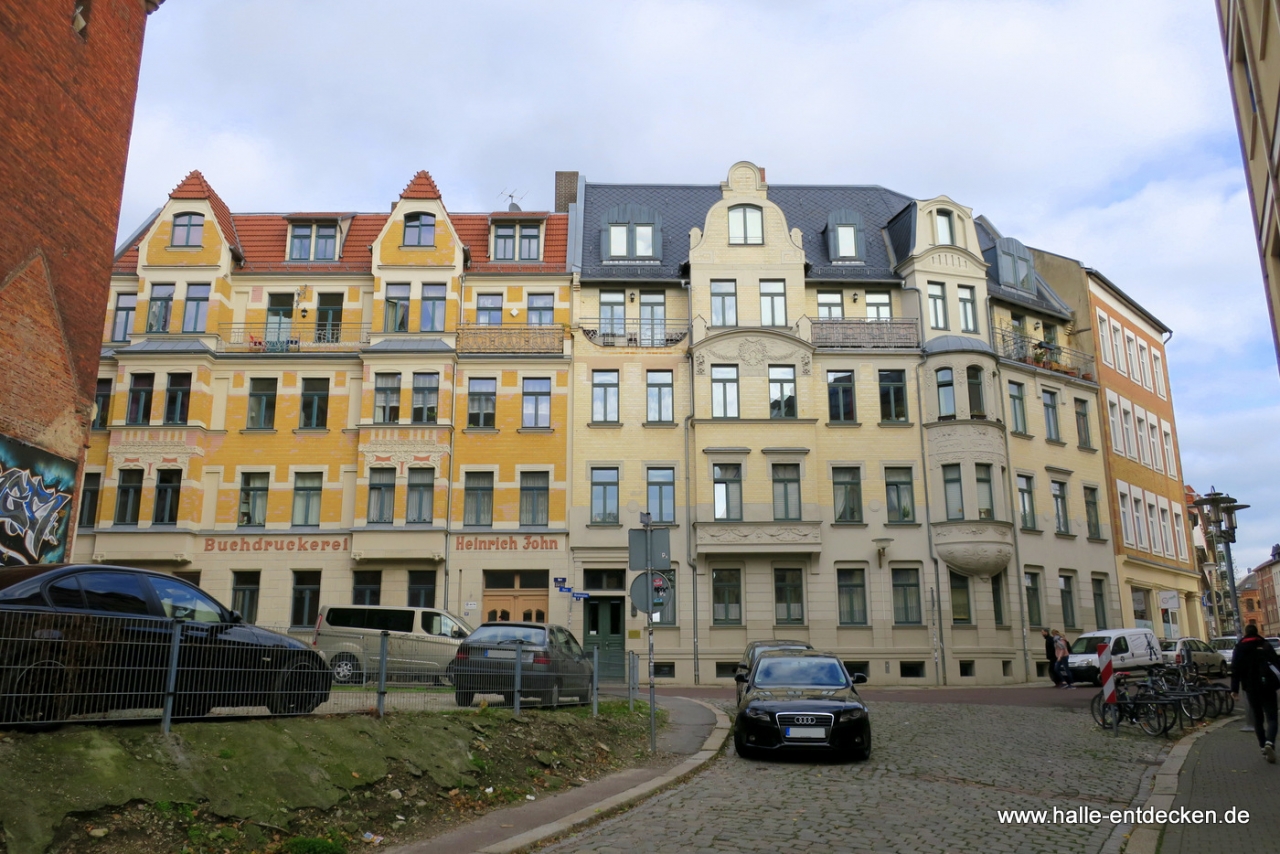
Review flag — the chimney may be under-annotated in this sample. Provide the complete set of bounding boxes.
[554,171,579,213]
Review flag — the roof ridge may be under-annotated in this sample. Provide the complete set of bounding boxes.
[169,170,243,261]
[400,170,442,200]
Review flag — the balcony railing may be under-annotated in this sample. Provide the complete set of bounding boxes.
[994,327,1095,379]
[579,317,689,348]
[220,322,371,353]
[809,318,920,349]
[455,323,565,355]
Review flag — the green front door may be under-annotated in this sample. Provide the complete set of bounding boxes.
[583,597,625,681]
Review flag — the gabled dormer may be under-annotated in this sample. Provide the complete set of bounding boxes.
[600,203,662,263]
[284,214,353,262]
[885,196,982,265]
[140,170,243,271]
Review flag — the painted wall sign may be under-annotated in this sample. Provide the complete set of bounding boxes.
[0,435,75,566]
[454,534,561,551]
[203,535,351,553]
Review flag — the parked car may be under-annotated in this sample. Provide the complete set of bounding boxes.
[0,564,330,725]
[734,650,871,761]
[1267,637,1280,652]
[445,622,592,708]
[313,604,472,685]
[1066,627,1162,685]
[1210,636,1238,653]
[733,639,814,704]
[1159,637,1230,677]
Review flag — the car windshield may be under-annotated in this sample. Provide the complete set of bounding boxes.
[467,625,546,645]
[754,657,848,688]
[1159,640,1176,652]
[747,644,810,664]
[1070,636,1107,654]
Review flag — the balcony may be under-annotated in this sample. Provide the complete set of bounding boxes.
[994,328,1095,380]
[930,519,1015,577]
[579,317,689,348]
[809,318,919,349]
[456,323,565,355]
[220,322,371,353]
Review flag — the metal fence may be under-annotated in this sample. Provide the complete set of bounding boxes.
[0,610,600,732]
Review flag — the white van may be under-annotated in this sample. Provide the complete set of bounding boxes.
[314,605,472,685]
[1066,627,1162,685]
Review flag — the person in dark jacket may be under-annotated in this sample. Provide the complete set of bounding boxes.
[1231,624,1280,763]
[1042,628,1061,686]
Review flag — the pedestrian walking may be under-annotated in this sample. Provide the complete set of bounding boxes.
[1042,628,1062,686]
[1231,624,1280,763]
[1052,630,1075,689]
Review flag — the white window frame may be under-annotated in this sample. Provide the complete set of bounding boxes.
[1137,342,1152,389]
[1158,498,1174,558]
[1117,481,1134,545]
[1120,402,1137,460]
[1106,391,1123,453]
[1096,309,1114,366]
[1173,507,1188,561]
[1152,352,1167,398]
[1161,420,1177,478]
[1132,492,1148,550]
[1148,422,1163,472]
[1135,411,1149,466]
[1124,332,1138,384]
[1111,322,1127,375]
[1146,500,1160,555]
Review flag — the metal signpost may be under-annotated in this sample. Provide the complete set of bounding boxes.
[626,512,668,753]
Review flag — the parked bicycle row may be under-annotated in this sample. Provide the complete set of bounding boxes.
[1089,663,1234,737]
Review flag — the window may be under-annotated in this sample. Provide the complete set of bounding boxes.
[608,224,628,257]
[410,373,438,424]
[885,467,915,522]
[1149,423,1163,472]
[1124,334,1138,383]
[1159,506,1174,557]
[468,378,496,428]
[232,572,260,624]
[300,378,329,429]
[79,473,101,528]
[935,210,955,245]
[760,281,786,326]
[519,224,540,260]
[1043,390,1060,441]
[728,205,763,245]
[833,467,862,523]
[893,568,922,623]
[958,285,977,332]
[865,292,891,319]
[992,572,1006,625]
[600,290,625,335]
[1026,572,1043,626]
[1173,509,1187,560]
[711,366,739,418]
[950,572,972,623]
[1092,578,1108,630]
[879,370,908,422]
[528,293,554,325]
[292,472,322,526]
[769,366,797,418]
[313,224,336,260]
[647,468,675,523]
[1108,400,1123,452]
[1152,352,1167,397]
[125,373,154,425]
[976,464,995,520]
[289,224,313,260]
[1133,494,1149,549]
[943,464,964,520]
[421,285,446,331]
[374,374,401,424]
[407,468,433,523]
[639,291,666,345]
[835,224,858,258]
[710,281,737,327]
[928,283,947,329]
[1073,399,1092,448]
[1111,323,1127,374]
[713,464,742,521]
[114,469,142,524]
[1051,481,1069,533]
[146,284,174,332]
[1009,382,1027,433]
[493,225,515,261]
[520,377,552,428]
[409,570,436,608]
[967,366,985,418]
[464,472,494,526]
[520,471,550,526]
[150,469,181,525]
[772,463,801,521]
[93,379,111,430]
[634,224,654,257]
[774,569,804,625]
[647,371,673,422]
[1121,407,1136,458]
[315,293,343,342]
[589,468,618,524]
[112,293,136,341]
[1135,414,1149,465]
[239,472,268,527]
[591,371,618,423]
[291,571,321,628]
[1136,342,1151,388]
[1117,484,1133,544]
[172,213,203,246]
[384,283,410,333]
[477,293,503,325]
[162,373,190,425]
[247,378,277,429]
[404,212,435,247]
[1018,475,1036,529]
[180,283,210,333]
[827,370,856,422]
[1052,574,1075,628]
[833,567,867,625]
[1084,487,1101,539]
[1162,427,1177,477]
[712,569,742,625]
[936,368,956,419]
[818,291,843,319]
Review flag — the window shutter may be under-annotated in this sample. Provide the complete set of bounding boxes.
[599,227,611,261]
[651,212,663,261]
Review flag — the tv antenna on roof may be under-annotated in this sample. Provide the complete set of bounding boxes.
[498,188,527,212]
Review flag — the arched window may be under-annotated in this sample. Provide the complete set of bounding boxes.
[937,368,955,420]
[172,213,204,247]
[967,366,985,418]
[728,205,763,245]
[404,213,435,247]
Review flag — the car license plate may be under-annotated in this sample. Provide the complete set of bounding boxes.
[485,649,515,659]
[784,726,825,739]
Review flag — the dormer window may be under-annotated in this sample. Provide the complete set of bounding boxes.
[494,225,515,260]
[603,205,662,261]
[728,205,763,245]
[172,213,204,247]
[289,223,338,261]
[825,209,864,260]
[404,213,435,247]
[935,210,955,245]
[994,238,1036,291]
[837,226,857,257]
[520,224,540,260]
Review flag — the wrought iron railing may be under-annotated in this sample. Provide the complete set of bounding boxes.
[994,327,1096,379]
[809,318,920,349]
[579,317,689,348]
[220,322,371,353]
[455,323,565,354]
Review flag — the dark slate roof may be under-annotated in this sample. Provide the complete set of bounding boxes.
[974,219,1073,321]
[362,337,455,353]
[922,335,995,356]
[114,339,216,354]
[579,182,911,281]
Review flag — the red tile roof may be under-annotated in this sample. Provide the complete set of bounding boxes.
[113,239,142,275]
[453,213,569,273]
[400,171,442,200]
[234,213,389,273]
[169,170,243,261]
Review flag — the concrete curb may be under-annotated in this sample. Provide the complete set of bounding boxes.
[475,697,732,854]
[1119,713,1242,854]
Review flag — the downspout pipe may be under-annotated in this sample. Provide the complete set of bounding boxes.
[681,279,699,684]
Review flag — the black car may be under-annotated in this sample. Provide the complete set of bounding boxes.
[734,639,814,704]
[445,622,593,708]
[0,564,331,725]
[734,650,871,761]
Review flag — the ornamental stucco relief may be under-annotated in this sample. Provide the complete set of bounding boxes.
[699,524,821,544]
[926,423,1007,464]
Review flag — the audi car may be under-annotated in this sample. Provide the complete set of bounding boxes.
[734,650,871,761]
[733,639,814,704]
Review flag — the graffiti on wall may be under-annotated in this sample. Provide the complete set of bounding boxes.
[0,435,75,566]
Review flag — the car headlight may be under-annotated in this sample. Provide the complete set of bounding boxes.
[838,707,865,723]
[745,708,772,723]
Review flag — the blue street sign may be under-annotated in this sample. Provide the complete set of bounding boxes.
[558,586,573,593]
[553,577,566,586]
[572,592,590,600]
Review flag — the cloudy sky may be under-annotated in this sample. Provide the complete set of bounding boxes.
[119,0,1279,570]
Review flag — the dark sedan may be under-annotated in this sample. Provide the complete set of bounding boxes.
[0,564,330,726]
[734,651,871,761]
[445,622,592,708]
[734,639,814,704]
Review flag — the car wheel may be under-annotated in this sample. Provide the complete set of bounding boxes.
[330,654,364,685]
[454,691,474,708]
[3,658,67,728]
[847,728,872,762]
[266,657,327,715]
[733,728,758,760]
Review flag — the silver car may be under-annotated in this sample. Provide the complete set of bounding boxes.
[313,605,472,684]
[1159,637,1229,678]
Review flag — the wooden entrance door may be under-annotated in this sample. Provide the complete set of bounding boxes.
[583,597,625,681]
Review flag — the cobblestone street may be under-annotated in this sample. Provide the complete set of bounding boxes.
[540,701,1165,854]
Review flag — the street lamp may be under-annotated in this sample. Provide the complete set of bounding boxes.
[1192,487,1249,639]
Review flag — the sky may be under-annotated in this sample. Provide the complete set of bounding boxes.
[117,0,1280,570]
